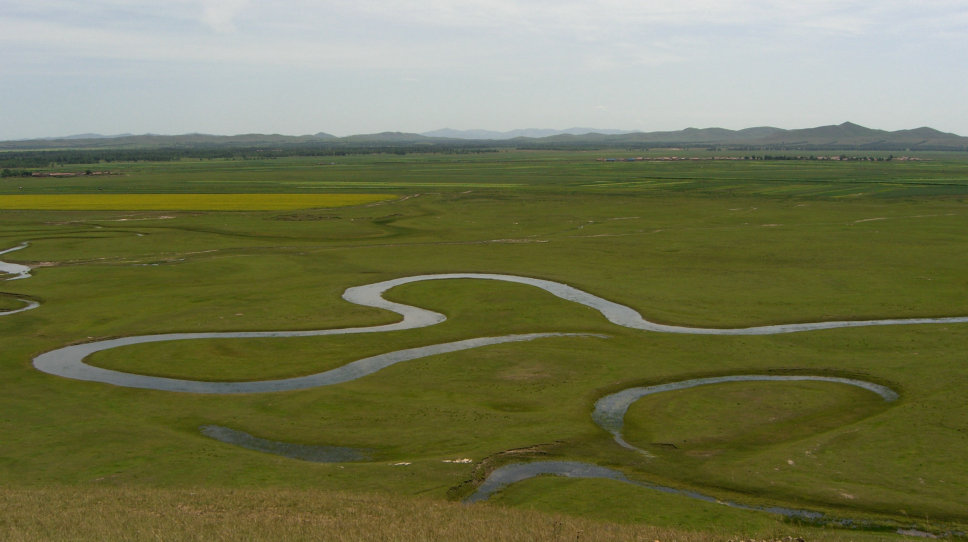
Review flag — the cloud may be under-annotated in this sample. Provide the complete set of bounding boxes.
[4,0,965,72]
[199,0,250,33]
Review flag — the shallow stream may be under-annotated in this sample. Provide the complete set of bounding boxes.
[20,266,967,536]
[0,243,37,316]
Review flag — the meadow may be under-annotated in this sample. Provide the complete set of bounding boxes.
[2,150,968,540]
[0,193,393,211]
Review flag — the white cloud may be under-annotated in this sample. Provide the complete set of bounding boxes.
[5,0,965,69]
[199,0,251,33]
[1,0,966,138]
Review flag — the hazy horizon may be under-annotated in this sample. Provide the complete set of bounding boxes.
[10,121,968,143]
[3,1,967,141]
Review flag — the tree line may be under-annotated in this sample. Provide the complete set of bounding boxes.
[0,146,502,168]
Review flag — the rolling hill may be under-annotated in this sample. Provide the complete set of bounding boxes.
[3,122,966,151]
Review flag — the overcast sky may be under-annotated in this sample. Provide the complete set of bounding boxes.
[2,0,967,139]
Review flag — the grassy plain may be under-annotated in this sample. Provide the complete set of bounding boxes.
[0,294,25,310]
[0,193,393,210]
[2,150,968,539]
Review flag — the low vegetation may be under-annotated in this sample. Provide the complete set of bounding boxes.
[0,193,394,211]
[2,150,967,539]
[0,487,896,541]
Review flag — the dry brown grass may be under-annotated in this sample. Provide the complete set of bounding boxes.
[0,487,793,542]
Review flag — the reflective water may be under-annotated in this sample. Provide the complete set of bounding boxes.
[465,460,822,520]
[465,460,946,537]
[592,375,899,454]
[27,271,964,536]
[0,297,40,317]
[33,332,594,393]
[33,273,968,392]
[0,243,32,281]
[1,243,37,316]
[200,425,371,462]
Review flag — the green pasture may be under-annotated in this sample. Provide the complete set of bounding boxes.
[0,294,25,311]
[0,193,394,210]
[2,151,968,538]
[6,150,968,198]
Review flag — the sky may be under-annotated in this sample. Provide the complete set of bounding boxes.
[2,0,967,139]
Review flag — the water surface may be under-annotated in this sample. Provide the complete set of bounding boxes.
[0,243,37,316]
[33,273,968,391]
[201,425,371,462]
[465,460,822,520]
[0,243,32,281]
[25,268,966,536]
[592,375,899,454]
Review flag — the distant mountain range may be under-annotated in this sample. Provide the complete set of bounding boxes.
[421,127,634,139]
[4,123,967,151]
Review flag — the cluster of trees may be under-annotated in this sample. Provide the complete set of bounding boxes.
[0,146,500,169]
[0,148,240,168]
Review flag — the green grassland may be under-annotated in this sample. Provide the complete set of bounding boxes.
[0,294,26,311]
[2,151,968,539]
[0,193,393,210]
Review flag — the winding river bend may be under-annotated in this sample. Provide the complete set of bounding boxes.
[465,460,824,520]
[593,375,899,455]
[32,272,968,390]
[20,269,968,531]
[0,243,37,316]
[0,243,32,281]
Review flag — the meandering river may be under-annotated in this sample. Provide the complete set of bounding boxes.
[592,374,899,454]
[0,243,32,281]
[0,243,37,316]
[32,272,968,389]
[15,264,966,533]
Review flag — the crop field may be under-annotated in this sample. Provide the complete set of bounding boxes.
[2,150,968,540]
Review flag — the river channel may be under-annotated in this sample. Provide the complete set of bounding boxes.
[593,374,898,454]
[16,267,967,534]
[0,243,37,316]
[32,272,968,390]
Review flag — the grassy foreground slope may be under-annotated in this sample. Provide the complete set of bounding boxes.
[1,487,899,542]
[2,151,968,539]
